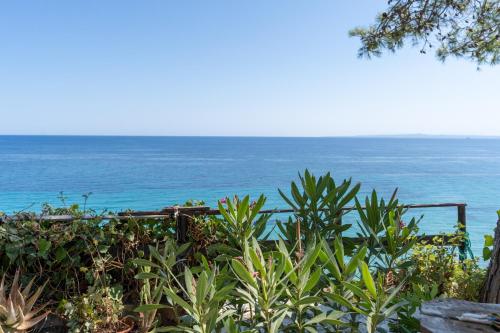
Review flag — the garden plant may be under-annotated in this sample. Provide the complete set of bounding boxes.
[0,171,493,332]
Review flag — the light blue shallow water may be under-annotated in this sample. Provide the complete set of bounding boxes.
[1,135,499,257]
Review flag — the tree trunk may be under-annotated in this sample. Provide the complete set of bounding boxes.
[480,219,500,303]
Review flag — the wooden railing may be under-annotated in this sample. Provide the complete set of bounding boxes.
[1,202,468,257]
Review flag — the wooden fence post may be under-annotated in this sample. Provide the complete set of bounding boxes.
[175,207,188,244]
[175,206,210,244]
[457,204,467,261]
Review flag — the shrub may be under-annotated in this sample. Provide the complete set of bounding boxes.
[0,171,492,332]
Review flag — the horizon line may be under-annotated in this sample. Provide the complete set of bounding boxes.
[1,133,500,139]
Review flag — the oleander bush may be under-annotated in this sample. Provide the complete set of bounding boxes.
[0,171,490,332]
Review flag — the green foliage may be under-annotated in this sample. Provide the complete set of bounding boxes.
[483,233,495,261]
[0,170,494,332]
[0,200,178,332]
[278,239,325,333]
[61,286,124,333]
[350,0,500,65]
[216,195,272,253]
[409,237,486,300]
[356,191,421,272]
[389,283,438,333]
[319,238,369,331]
[448,258,486,301]
[278,170,360,243]
[230,238,290,333]
[344,261,406,333]
[162,265,235,333]
[0,203,175,302]
[132,240,189,332]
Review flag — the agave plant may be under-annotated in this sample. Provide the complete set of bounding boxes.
[0,271,48,333]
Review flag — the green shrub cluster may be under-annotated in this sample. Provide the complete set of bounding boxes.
[0,171,489,333]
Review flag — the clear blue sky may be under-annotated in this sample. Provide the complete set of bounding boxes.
[1,1,498,136]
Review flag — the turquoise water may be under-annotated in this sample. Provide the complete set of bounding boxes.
[1,135,499,256]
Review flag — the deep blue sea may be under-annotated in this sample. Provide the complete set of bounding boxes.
[1,135,499,257]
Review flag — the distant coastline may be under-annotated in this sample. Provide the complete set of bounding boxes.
[353,134,500,139]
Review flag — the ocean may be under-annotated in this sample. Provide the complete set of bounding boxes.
[1,135,499,257]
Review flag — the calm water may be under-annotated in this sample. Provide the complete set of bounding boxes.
[1,135,499,256]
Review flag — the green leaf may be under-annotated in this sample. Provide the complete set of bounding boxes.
[176,242,191,255]
[294,296,322,307]
[483,247,492,261]
[164,288,195,314]
[359,260,377,298]
[484,234,494,247]
[98,244,110,253]
[130,258,160,268]
[302,242,321,273]
[249,247,264,275]
[306,310,345,326]
[325,292,353,310]
[346,246,367,276]
[184,267,195,297]
[55,247,68,261]
[270,309,288,333]
[196,271,208,302]
[343,282,370,304]
[134,304,168,312]
[38,239,51,256]
[319,239,341,280]
[334,237,345,269]
[303,269,321,293]
[278,188,298,210]
[231,259,257,288]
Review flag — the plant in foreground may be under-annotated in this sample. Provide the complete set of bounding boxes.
[344,261,406,333]
[0,270,48,333]
[131,240,191,332]
[231,238,290,333]
[279,239,346,332]
[389,283,438,333]
[162,265,235,333]
[319,237,368,331]
[62,286,124,333]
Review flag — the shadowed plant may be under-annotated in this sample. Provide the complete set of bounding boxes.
[131,240,191,332]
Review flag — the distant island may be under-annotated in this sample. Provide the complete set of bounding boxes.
[353,134,500,139]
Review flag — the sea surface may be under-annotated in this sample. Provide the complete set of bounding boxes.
[1,135,499,257]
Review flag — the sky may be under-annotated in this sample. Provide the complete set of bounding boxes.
[0,1,499,137]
